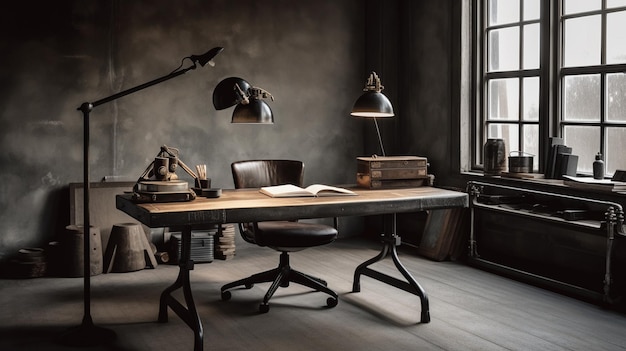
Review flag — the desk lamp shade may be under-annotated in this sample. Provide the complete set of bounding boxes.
[213,77,274,123]
[351,72,394,156]
[351,72,394,118]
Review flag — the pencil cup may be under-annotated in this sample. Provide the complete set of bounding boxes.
[196,178,211,189]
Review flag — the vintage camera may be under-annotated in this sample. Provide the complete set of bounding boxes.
[132,146,197,203]
[153,156,180,181]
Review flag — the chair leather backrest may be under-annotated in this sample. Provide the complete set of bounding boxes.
[231,160,304,189]
[231,160,305,245]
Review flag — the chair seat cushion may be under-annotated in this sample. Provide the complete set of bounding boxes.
[255,221,337,248]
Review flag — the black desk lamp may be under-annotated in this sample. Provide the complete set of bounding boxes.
[60,46,223,347]
[351,71,394,156]
[213,76,274,123]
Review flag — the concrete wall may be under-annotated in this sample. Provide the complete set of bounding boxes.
[359,0,463,240]
[362,0,463,188]
[397,0,462,188]
[0,0,368,261]
[0,0,463,261]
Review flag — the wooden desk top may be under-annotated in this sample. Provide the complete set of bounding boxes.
[116,186,468,228]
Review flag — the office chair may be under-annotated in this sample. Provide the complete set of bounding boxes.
[220,160,339,313]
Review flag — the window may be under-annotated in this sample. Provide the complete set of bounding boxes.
[473,0,626,176]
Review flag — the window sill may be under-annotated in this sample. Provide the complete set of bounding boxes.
[460,171,626,207]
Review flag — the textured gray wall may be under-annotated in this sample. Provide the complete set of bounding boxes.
[399,1,456,185]
[0,0,366,261]
[362,0,461,187]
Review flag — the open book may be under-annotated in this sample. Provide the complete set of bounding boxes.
[259,184,357,198]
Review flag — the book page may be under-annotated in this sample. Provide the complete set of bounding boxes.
[562,176,626,192]
[305,184,357,196]
[259,184,356,197]
[562,176,615,185]
[259,184,315,197]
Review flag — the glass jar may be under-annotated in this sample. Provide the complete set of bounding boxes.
[484,138,506,176]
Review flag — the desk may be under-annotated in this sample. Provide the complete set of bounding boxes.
[116,186,468,351]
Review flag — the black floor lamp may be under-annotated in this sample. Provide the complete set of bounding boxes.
[59,46,224,347]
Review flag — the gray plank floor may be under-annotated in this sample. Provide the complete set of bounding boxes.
[1,237,626,351]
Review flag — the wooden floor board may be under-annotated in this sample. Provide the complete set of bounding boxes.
[1,237,626,351]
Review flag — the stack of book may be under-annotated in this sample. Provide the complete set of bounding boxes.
[563,176,626,193]
[545,137,578,179]
[215,224,236,260]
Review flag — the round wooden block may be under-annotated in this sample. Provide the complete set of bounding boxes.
[104,223,148,273]
[63,225,103,277]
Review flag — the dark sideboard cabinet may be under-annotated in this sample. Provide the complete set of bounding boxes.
[467,181,626,306]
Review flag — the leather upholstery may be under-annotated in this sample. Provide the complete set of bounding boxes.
[255,221,337,248]
[222,160,339,312]
[231,160,337,249]
[231,160,304,189]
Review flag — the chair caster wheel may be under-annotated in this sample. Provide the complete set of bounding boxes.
[245,283,254,289]
[327,297,338,308]
[259,303,270,313]
[221,291,232,301]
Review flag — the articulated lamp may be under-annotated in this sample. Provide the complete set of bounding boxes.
[351,71,394,156]
[64,46,276,347]
[213,76,274,123]
[62,47,231,347]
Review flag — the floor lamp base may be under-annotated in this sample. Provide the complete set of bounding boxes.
[58,319,116,347]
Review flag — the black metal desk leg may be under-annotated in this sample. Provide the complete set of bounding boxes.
[158,227,204,351]
[352,213,430,323]
[352,242,389,292]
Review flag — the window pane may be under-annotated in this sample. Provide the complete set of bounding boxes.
[563,0,601,15]
[523,77,539,120]
[489,0,520,25]
[606,128,626,175]
[563,16,601,67]
[488,27,520,71]
[607,11,626,64]
[607,73,626,122]
[523,23,540,69]
[563,126,600,174]
[563,74,600,121]
[524,0,540,20]
[487,123,519,156]
[523,124,539,170]
[489,78,520,120]
[607,0,626,9]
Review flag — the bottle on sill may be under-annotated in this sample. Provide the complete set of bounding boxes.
[593,152,604,180]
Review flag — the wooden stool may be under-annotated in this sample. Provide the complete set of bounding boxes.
[103,223,157,273]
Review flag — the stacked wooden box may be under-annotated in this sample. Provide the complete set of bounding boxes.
[356,156,429,189]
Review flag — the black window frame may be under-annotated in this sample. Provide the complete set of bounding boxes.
[471,0,626,177]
